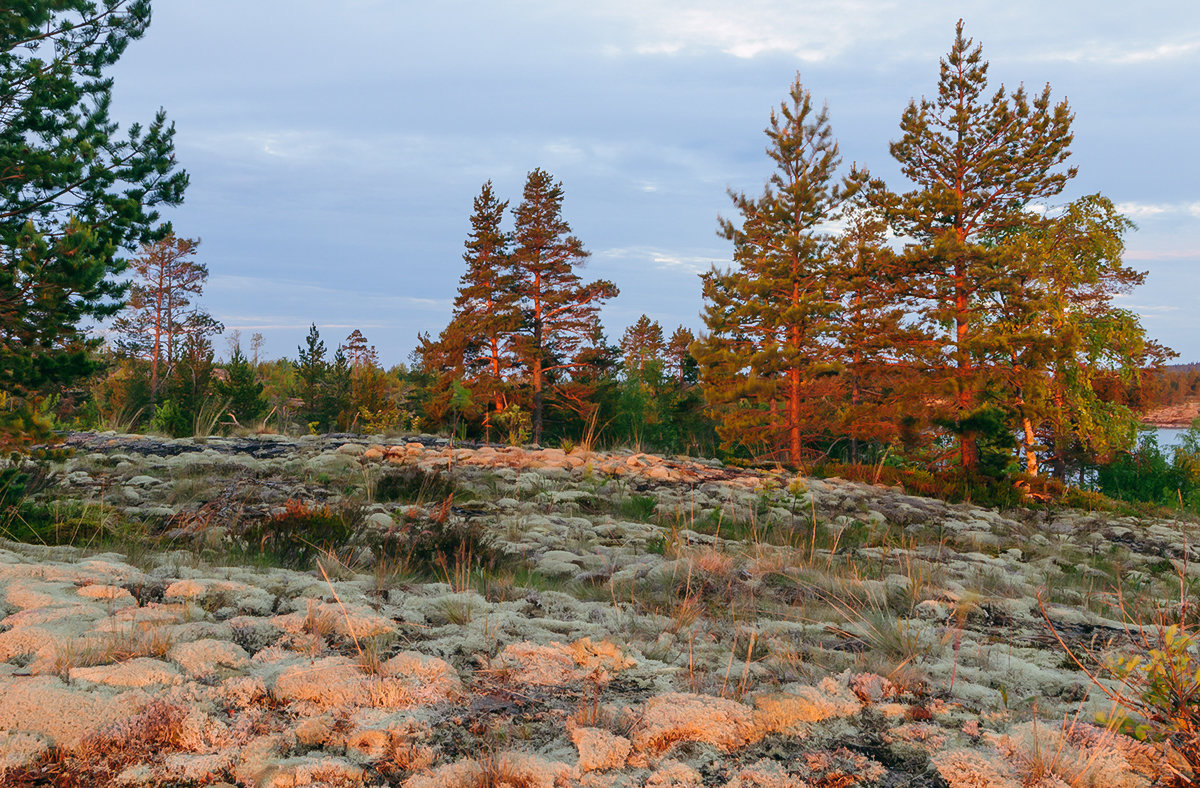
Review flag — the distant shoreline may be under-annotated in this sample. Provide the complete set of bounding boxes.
[1141,402,1200,429]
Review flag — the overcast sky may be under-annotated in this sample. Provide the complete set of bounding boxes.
[107,0,1200,364]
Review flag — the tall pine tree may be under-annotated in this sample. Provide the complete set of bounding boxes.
[694,74,852,465]
[0,0,187,449]
[886,20,1075,471]
[828,198,928,461]
[510,169,617,444]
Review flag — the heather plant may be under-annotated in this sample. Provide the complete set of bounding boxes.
[242,499,359,568]
[376,517,503,580]
[373,466,459,505]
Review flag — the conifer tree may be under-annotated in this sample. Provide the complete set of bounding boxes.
[343,329,373,368]
[216,345,265,425]
[113,234,219,398]
[887,20,1075,470]
[666,327,696,385]
[828,199,928,461]
[0,0,187,449]
[325,347,352,430]
[418,182,518,437]
[510,169,617,444]
[294,323,327,430]
[620,315,666,379]
[694,74,852,464]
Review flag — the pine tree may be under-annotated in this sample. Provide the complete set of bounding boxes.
[828,198,929,461]
[425,181,519,437]
[325,347,352,430]
[0,1,187,449]
[694,74,852,464]
[510,169,617,444]
[216,345,265,425]
[620,315,666,379]
[113,234,221,398]
[887,20,1075,471]
[343,329,373,368]
[294,323,328,431]
[665,326,696,385]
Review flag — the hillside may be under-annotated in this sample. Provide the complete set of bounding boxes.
[0,433,1195,787]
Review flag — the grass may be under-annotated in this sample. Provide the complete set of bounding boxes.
[614,493,658,522]
[0,499,164,569]
[50,622,175,682]
[241,499,362,568]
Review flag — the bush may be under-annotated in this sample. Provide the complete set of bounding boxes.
[150,398,189,438]
[376,515,502,579]
[373,466,458,504]
[242,499,360,567]
[1043,577,1200,784]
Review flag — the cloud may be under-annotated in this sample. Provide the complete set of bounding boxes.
[593,0,901,61]
[207,275,451,311]
[1115,201,1200,220]
[596,245,721,275]
[1120,304,1181,313]
[1032,35,1200,65]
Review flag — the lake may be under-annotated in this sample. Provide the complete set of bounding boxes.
[1151,427,1189,449]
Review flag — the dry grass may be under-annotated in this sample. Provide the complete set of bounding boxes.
[50,623,174,681]
[4,700,189,787]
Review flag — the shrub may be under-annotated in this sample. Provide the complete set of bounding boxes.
[1042,574,1200,784]
[376,516,502,580]
[1095,433,1188,506]
[374,466,458,504]
[149,398,190,438]
[243,499,359,567]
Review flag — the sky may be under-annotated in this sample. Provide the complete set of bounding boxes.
[106,0,1200,365]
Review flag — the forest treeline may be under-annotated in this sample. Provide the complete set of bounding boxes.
[4,9,1200,510]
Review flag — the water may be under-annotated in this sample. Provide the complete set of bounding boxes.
[1152,427,1186,450]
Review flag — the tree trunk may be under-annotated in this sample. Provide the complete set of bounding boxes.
[789,323,802,465]
[532,356,543,445]
[1022,416,1038,476]
[954,258,978,471]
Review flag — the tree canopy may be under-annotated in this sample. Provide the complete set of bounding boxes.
[0,0,187,449]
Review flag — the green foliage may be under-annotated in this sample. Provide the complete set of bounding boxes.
[614,494,658,523]
[510,168,618,444]
[694,73,853,466]
[1049,569,1200,782]
[494,403,531,446]
[294,323,329,430]
[0,0,187,451]
[2,499,142,550]
[149,399,188,438]
[215,346,265,424]
[938,405,1018,481]
[1094,427,1200,512]
[1107,624,1200,747]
